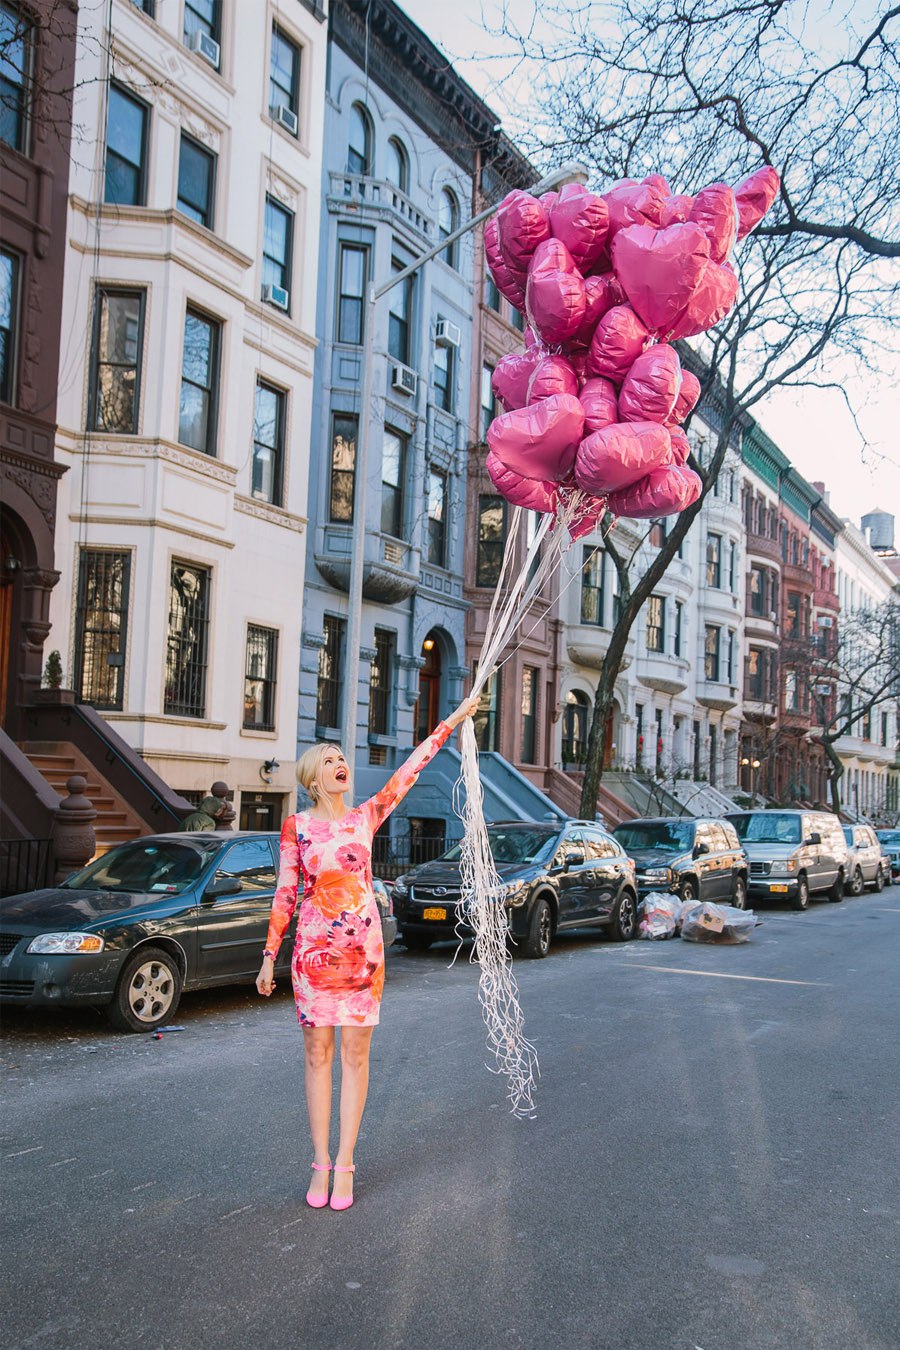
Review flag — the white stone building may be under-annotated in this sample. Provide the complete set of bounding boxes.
[49,0,328,826]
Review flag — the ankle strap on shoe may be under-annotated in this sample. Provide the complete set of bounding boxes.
[311,1162,332,1172]
[333,1164,355,1173]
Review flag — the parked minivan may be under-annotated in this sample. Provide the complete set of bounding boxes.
[726,810,848,910]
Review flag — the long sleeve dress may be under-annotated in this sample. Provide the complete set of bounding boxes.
[263,722,453,1027]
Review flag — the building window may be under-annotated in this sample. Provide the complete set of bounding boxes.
[89,289,145,434]
[178,309,220,455]
[476,495,505,587]
[706,533,722,588]
[269,25,300,131]
[562,690,591,766]
[347,101,371,175]
[646,594,665,653]
[243,625,278,731]
[386,136,408,192]
[510,306,525,331]
[674,600,683,657]
[439,188,459,267]
[726,629,736,684]
[473,667,501,752]
[164,561,210,717]
[177,133,216,228]
[388,260,413,364]
[368,629,394,736]
[704,624,721,682]
[381,427,405,538]
[105,84,149,206]
[728,540,737,591]
[183,0,220,47]
[316,615,344,730]
[74,550,131,710]
[329,412,357,523]
[747,648,765,700]
[433,335,453,412]
[0,248,20,405]
[520,666,538,763]
[480,363,496,441]
[649,518,668,548]
[426,469,447,567]
[132,0,155,15]
[785,590,801,637]
[636,704,644,769]
[263,196,293,304]
[581,547,604,625]
[252,381,285,505]
[336,243,367,346]
[749,565,766,616]
[0,2,30,153]
[484,273,500,311]
[784,669,800,712]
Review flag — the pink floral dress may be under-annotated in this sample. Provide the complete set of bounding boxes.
[264,723,452,1027]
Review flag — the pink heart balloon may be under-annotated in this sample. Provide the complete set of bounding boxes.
[580,377,618,432]
[735,166,780,240]
[689,183,739,263]
[604,180,666,238]
[659,194,694,227]
[539,190,559,212]
[527,355,579,403]
[486,450,559,513]
[566,491,608,539]
[492,346,548,412]
[484,216,527,310]
[574,421,672,495]
[487,393,586,483]
[585,305,651,383]
[572,272,626,348]
[668,426,691,465]
[549,183,610,273]
[607,464,702,518]
[612,223,711,337]
[668,260,739,340]
[667,369,702,425]
[525,238,587,346]
[618,344,682,424]
[497,189,551,273]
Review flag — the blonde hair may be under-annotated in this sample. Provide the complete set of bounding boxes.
[297,742,347,802]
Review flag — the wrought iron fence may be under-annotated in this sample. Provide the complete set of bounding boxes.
[371,832,462,881]
[0,839,54,898]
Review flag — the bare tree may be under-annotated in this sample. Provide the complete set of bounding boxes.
[494,0,900,817]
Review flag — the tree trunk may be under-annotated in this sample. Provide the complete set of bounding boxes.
[823,739,844,816]
[578,606,636,817]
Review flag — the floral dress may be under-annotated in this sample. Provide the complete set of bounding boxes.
[264,723,452,1027]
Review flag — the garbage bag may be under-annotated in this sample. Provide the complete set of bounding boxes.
[638,891,683,940]
[680,901,758,944]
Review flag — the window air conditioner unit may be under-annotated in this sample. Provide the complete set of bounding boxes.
[391,363,417,396]
[818,614,834,627]
[187,29,221,69]
[435,318,461,349]
[271,104,298,136]
[262,283,289,311]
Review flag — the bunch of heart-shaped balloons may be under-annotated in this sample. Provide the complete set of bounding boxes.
[485,166,779,535]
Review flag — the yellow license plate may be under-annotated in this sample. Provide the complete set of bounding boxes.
[422,906,447,921]
[769,884,789,893]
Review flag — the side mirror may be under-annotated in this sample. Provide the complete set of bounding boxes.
[805,832,822,846]
[203,876,242,902]
[693,842,709,858]
[565,851,585,870]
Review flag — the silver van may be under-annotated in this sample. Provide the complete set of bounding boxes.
[726,810,848,911]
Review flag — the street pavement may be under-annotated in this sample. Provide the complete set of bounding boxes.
[2,891,899,1350]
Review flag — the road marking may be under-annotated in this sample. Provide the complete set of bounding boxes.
[5,1146,43,1158]
[874,907,900,913]
[628,965,827,986]
[219,1204,254,1221]
[51,1157,77,1167]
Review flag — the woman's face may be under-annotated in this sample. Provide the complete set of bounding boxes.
[317,746,350,798]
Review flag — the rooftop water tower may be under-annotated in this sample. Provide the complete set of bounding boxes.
[860,509,895,551]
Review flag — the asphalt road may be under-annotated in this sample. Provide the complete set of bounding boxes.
[2,891,899,1350]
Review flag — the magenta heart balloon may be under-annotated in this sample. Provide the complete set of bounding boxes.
[668,260,739,340]
[497,189,551,273]
[612,223,711,337]
[580,377,618,432]
[668,426,690,465]
[607,464,702,518]
[486,450,559,512]
[574,420,672,495]
[659,194,694,227]
[527,355,579,404]
[491,346,548,412]
[539,190,559,212]
[604,180,666,238]
[735,166,780,240]
[668,369,702,425]
[585,305,651,382]
[525,238,587,346]
[618,344,682,424]
[487,393,585,483]
[689,183,739,263]
[549,183,610,273]
[572,272,626,348]
[566,492,608,539]
[484,216,527,310]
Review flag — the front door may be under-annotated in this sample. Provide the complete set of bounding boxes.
[416,635,441,742]
[196,837,281,980]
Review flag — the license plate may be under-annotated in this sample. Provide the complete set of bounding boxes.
[422,906,447,921]
[769,884,789,893]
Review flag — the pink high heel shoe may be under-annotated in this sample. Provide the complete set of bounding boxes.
[329,1164,355,1211]
[306,1162,332,1209]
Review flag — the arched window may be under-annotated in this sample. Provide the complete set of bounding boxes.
[562,690,591,767]
[439,188,459,267]
[347,102,371,176]
[386,137,408,193]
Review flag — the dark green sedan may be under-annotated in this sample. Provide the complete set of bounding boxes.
[0,832,291,1031]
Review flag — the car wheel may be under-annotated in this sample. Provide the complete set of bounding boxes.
[873,866,885,893]
[828,869,845,903]
[108,946,182,1033]
[678,879,697,905]
[732,874,748,910]
[523,896,552,959]
[401,931,433,951]
[608,890,638,942]
[847,866,864,897]
[791,875,810,911]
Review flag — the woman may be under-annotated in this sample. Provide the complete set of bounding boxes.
[256,695,479,1211]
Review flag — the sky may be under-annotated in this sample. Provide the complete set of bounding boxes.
[399,0,899,536]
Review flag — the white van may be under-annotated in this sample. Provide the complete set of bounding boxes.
[726,810,848,911]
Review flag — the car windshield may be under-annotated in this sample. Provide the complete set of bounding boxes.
[877,831,900,846]
[614,822,695,852]
[842,827,853,845]
[62,840,219,893]
[440,828,557,865]
[729,813,802,844]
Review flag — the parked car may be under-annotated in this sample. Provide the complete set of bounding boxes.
[0,831,395,1031]
[372,878,398,946]
[842,824,887,894]
[726,809,847,910]
[391,820,638,958]
[612,817,748,907]
[876,830,900,884]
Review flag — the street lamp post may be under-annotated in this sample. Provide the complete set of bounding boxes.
[339,161,590,773]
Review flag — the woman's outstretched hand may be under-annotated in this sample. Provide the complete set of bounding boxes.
[445,693,481,730]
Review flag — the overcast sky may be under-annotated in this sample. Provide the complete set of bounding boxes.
[399,0,899,537]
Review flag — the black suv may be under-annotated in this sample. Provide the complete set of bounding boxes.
[391,820,638,958]
[612,817,748,907]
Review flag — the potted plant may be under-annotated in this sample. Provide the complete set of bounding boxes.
[33,650,76,704]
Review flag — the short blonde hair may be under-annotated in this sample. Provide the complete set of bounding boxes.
[296,742,348,802]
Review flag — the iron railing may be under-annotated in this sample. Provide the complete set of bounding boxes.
[371,833,462,881]
[0,838,54,898]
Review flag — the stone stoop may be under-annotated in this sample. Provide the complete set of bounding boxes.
[544,768,637,827]
[21,743,147,855]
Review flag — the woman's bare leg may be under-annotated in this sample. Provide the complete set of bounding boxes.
[333,1026,374,1202]
[303,1027,335,1201]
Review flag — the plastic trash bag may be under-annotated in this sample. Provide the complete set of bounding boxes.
[638,892,683,940]
[680,901,758,944]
